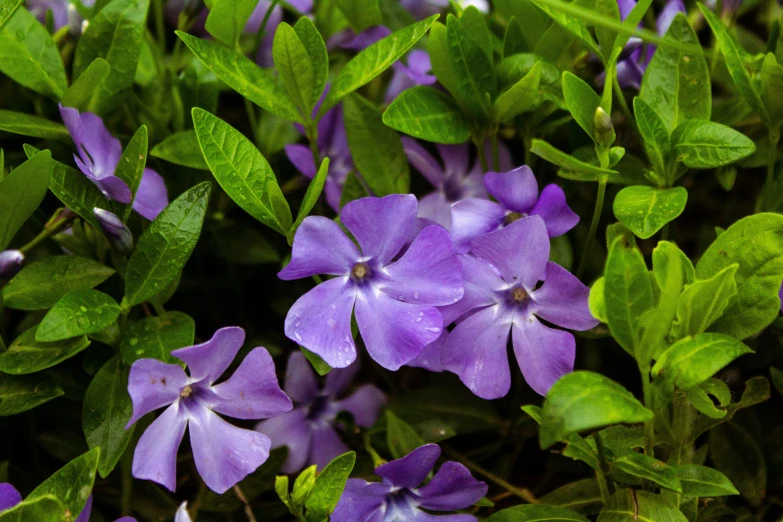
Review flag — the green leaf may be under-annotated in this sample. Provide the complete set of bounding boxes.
[301,346,332,376]
[708,422,766,507]
[487,505,589,522]
[3,256,115,311]
[273,22,315,116]
[0,0,21,29]
[386,410,425,459]
[598,490,687,522]
[639,13,710,132]
[0,7,66,97]
[124,182,211,307]
[72,0,151,114]
[612,186,687,240]
[60,58,111,112]
[304,452,356,522]
[0,373,63,416]
[674,464,739,497]
[540,479,603,516]
[610,452,682,492]
[0,150,52,250]
[28,449,99,520]
[192,108,291,235]
[344,93,409,197]
[539,371,652,449]
[0,111,69,140]
[151,130,209,170]
[651,241,694,288]
[177,31,302,122]
[588,277,607,323]
[82,356,134,478]
[530,139,618,179]
[502,17,527,58]
[460,6,492,62]
[672,120,755,169]
[445,14,495,124]
[562,71,601,142]
[204,0,256,47]
[115,125,148,221]
[36,289,122,342]
[670,264,738,339]
[0,495,64,522]
[686,382,729,419]
[633,97,670,177]
[336,0,381,32]
[383,86,471,144]
[428,21,458,97]
[0,327,89,375]
[594,0,621,54]
[292,465,317,510]
[288,158,329,244]
[120,312,195,364]
[529,0,603,59]
[293,16,328,110]
[760,53,783,128]
[494,62,542,122]
[691,377,771,442]
[695,213,783,339]
[612,0,652,50]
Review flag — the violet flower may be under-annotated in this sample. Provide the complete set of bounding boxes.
[332,444,487,522]
[386,50,437,102]
[0,487,136,522]
[403,138,512,230]
[59,106,168,221]
[279,194,463,371]
[0,250,24,279]
[442,217,598,398]
[450,166,579,253]
[257,352,386,473]
[126,327,293,494]
[94,208,134,255]
[27,0,93,32]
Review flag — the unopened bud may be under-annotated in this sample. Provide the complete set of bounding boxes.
[593,107,616,149]
[94,208,134,255]
[0,250,24,279]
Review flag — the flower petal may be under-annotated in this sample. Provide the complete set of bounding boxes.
[331,479,390,522]
[530,184,579,237]
[132,403,187,492]
[483,166,539,213]
[284,277,357,368]
[174,502,192,522]
[284,351,320,403]
[437,144,469,180]
[278,217,359,280]
[323,358,360,397]
[376,443,440,488]
[416,461,488,511]
[438,254,504,326]
[74,495,92,522]
[309,425,350,470]
[532,263,599,331]
[381,225,464,306]
[189,407,271,494]
[658,0,685,35]
[133,168,169,220]
[256,408,314,474]
[334,384,386,427]
[285,144,317,179]
[407,332,448,372]
[402,137,445,189]
[126,359,189,427]
[59,105,122,180]
[511,316,575,396]
[0,483,21,512]
[341,194,417,264]
[450,198,505,254]
[96,176,133,204]
[418,191,453,230]
[172,327,245,385]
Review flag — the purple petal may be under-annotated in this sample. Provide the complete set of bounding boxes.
[59,106,122,180]
[386,68,419,102]
[126,359,188,427]
[615,57,645,90]
[334,384,386,427]
[381,225,464,306]
[341,195,417,264]
[443,306,512,400]
[511,316,575,396]
[332,479,390,522]
[323,358,360,397]
[96,176,132,204]
[416,461,488,511]
[286,144,317,179]
[284,351,320,403]
[438,143,470,180]
[287,0,314,12]
[132,403,187,492]
[403,137,446,189]
[450,198,505,254]
[309,425,350,470]
[355,292,442,370]
[284,277,357,368]
[483,166,539,213]
[418,192,453,230]
[133,169,169,220]
[74,495,92,522]
[211,347,293,420]
[27,0,69,30]
[340,26,392,51]
[405,50,435,80]
[438,254,504,325]
[617,0,636,19]
[376,444,440,488]
[174,502,192,522]
[532,263,598,331]
[245,0,282,33]
[658,0,685,36]
[256,408,314,474]
[530,184,580,237]
[0,483,21,512]
[172,327,245,385]
[279,217,360,279]
[116,517,139,522]
[406,332,448,372]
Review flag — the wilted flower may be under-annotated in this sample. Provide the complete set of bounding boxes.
[257,352,386,473]
[279,194,463,371]
[126,327,293,493]
[332,444,487,522]
[94,208,134,255]
[0,250,24,279]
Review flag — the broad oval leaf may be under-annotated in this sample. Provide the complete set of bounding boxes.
[540,478,603,516]
[610,452,682,493]
[674,464,739,497]
[672,120,755,169]
[119,311,195,364]
[444,14,495,124]
[273,22,315,116]
[204,0,257,47]
[303,451,356,522]
[115,125,148,221]
[487,505,589,522]
[27,448,99,520]
[383,86,471,144]
[612,185,687,239]
[0,0,22,29]
[0,327,90,375]
[0,373,63,416]
[670,264,738,339]
[0,150,52,250]
[151,130,209,170]
[562,71,600,142]
[36,289,122,342]
[386,411,425,460]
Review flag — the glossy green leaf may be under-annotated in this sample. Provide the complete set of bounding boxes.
[428,21,458,97]
[151,130,209,170]
[386,410,425,459]
[497,53,561,87]
[610,452,682,492]
[460,6,492,61]
[60,58,111,112]
[672,120,755,169]
[0,0,21,28]
[487,505,589,522]
[0,110,69,140]
[192,108,291,235]
[36,289,122,342]
[594,0,620,53]
[336,0,381,32]
[301,346,332,376]
[760,53,783,128]
[292,465,317,509]
[125,182,211,307]
[670,264,738,339]
[293,16,328,109]
[494,62,542,122]
[28,449,99,520]
[530,139,618,178]
[651,241,694,288]
[444,14,495,123]
[502,17,528,58]
[598,490,687,522]
[633,97,670,176]
[686,382,729,419]
[383,86,471,144]
[539,371,652,449]
[115,125,148,221]
[288,158,329,244]
[204,0,256,47]
[273,22,315,115]
[0,373,63,416]
[674,464,739,497]
[120,312,195,364]
[540,479,603,516]
[304,451,356,522]
[612,186,687,239]
[530,0,602,58]
[588,277,607,323]
[708,422,766,507]
[562,71,601,142]
[0,495,64,522]
[0,150,52,250]
[0,327,90,375]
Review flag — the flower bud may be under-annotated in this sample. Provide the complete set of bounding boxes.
[94,208,134,255]
[0,250,24,279]
[593,107,616,149]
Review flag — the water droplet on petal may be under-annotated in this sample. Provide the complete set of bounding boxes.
[413,291,419,300]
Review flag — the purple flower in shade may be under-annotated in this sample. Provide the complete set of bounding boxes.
[440,217,599,398]
[450,166,579,254]
[0,487,136,522]
[386,50,437,102]
[27,0,94,32]
[256,352,386,473]
[402,139,512,230]
[59,106,168,221]
[126,327,293,494]
[332,444,487,522]
[328,25,391,51]
[0,250,24,279]
[279,194,464,371]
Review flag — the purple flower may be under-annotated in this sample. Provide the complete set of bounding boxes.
[442,217,599,398]
[450,166,579,254]
[332,444,487,522]
[175,502,192,522]
[0,487,136,522]
[778,282,783,313]
[0,250,24,279]
[329,25,391,51]
[386,50,437,102]
[126,327,293,494]
[257,352,386,473]
[27,0,94,32]
[94,208,134,255]
[279,194,464,371]
[403,139,512,230]
[59,106,169,221]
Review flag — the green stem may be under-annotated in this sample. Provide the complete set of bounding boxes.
[253,0,280,59]
[612,75,637,135]
[19,214,74,254]
[307,123,321,169]
[443,447,539,504]
[491,133,500,171]
[592,431,615,501]
[763,129,780,212]
[640,363,655,457]
[576,179,607,278]
[245,98,261,146]
[477,139,489,172]
[153,0,166,51]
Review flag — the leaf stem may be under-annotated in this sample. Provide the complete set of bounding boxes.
[592,431,615,502]
[233,485,258,522]
[443,447,539,504]
[306,122,321,170]
[253,0,280,59]
[639,363,655,458]
[576,178,607,278]
[477,138,489,173]
[762,129,780,212]
[19,212,74,255]
[491,133,500,171]
[244,98,262,146]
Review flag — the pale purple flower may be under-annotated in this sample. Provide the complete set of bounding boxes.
[386,50,437,102]
[332,444,487,522]
[126,327,293,494]
[0,250,24,279]
[175,502,192,522]
[94,208,133,255]
[0,487,136,522]
[403,139,512,230]
[441,217,599,398]
[279,194,464,371]
[257,352,386,473]
[59,106,168,221]
[329,25,391,51]
[450,166,579,253]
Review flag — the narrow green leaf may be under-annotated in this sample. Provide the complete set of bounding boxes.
[529,0,603,59]
[633,97,670,176]
[151,130,209,170]
[60,58,111,112]
[760,53,783,128]
[336,0,381,32]
[674,464,739,497]
[119,312,195,364]
[460,6,493,62]
[0,150,52,250]
[0,111,69,140]
[0,373,63,416]
[288,158,329,244]
[610,452,682,493]
[540,479,603,516]
[273,22,315,116]
[428,22,458,97]
[304,452,356,522]
[562,71,601,141]
[36,289,122,342]
[115,125,148,221]
[293,16,328,110]
[494,62,542,122]
[488,505,589,522]
[672,120,756,169]
[612,0,652,50]
[671,264,738,339]
[28,449,100,520]
[502,16,527,58]
[383,86,471,144]
[595,0,620,71]
[204,0,257,47]
[612,186,687,239]
[651,241,694,288]
[386,411,425,459]
[0,327,90,375]
[445,14,495,123]
[531,139,618,178]
[0,0,21,29]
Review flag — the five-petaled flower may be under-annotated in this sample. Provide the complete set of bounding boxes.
[280,194,464,371]
[257,352,386,473]
[126,327,292,494]
[332,443,487,522]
